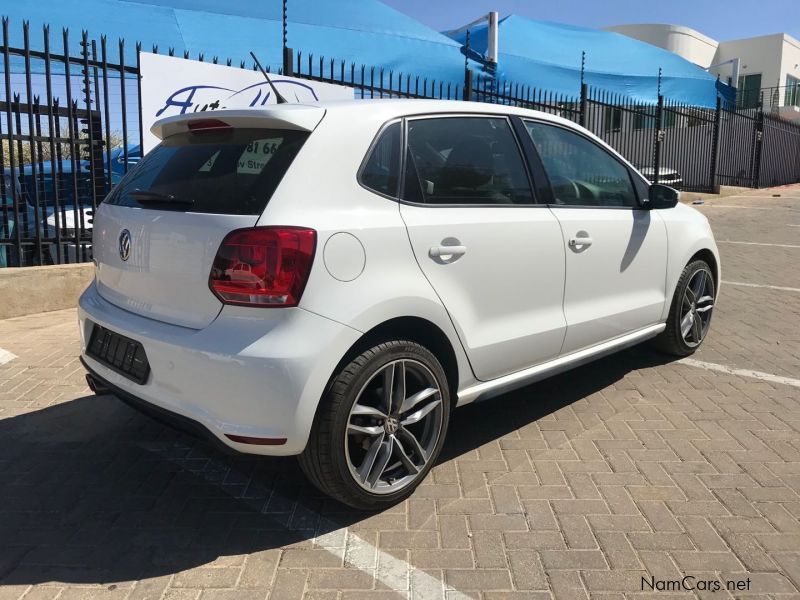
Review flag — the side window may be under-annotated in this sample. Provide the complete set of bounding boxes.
[403,116,533,205]
[360,122,401,197]
[525,121,637,208]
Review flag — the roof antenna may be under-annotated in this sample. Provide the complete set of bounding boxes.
[249,51,289,104]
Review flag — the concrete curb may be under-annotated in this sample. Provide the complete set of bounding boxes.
[680,185,753,204]
[0,263,93,319]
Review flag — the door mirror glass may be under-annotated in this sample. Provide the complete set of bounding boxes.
[648,184,679,209]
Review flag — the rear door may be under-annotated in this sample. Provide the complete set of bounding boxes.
[94,125,310,329]
[399,114,567,381]
[522,120,668,354]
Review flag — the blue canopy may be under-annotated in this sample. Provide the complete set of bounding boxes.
[448,15,727,107]
[3,2,729,107]
[3,0,467,84]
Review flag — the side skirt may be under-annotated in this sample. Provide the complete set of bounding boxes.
[456,323,666,406]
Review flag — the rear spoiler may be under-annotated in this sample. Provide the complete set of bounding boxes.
[151,105,326,140]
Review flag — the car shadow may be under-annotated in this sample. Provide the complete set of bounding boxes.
[0,345,673,586]
[439,344,671,462]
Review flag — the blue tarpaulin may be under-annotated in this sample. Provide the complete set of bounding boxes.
[447,15,727,107]
[3,0,467,84]
[2,1,729,106]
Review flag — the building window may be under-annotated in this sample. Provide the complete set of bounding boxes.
[687,108,709,128]
[604,108,622,133]
[786,75,800,108]
[633,111,656,131]
[737,74,762,110]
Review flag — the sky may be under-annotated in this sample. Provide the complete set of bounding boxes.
[381,0,800,42]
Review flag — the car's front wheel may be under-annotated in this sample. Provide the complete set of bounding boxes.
[299,340,450,509]
[653,259,716,356]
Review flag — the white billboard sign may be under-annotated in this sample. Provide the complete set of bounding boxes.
[140,52,353,152]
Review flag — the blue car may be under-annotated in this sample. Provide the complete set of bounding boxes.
[1,160,95,267]
[110,144,142,185]
[1,144,143,267]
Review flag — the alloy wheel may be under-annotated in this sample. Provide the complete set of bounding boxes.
[344,359,444,494]
[680,267,715,347]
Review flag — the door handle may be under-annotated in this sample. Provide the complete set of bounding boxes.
[568,236,593,248]
[429,245,467,259]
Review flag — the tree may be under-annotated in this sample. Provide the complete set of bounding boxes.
[1,131,124,167]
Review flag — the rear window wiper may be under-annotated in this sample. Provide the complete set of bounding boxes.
[129,190,195,206]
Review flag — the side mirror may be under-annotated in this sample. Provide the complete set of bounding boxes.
[647,184,680,209]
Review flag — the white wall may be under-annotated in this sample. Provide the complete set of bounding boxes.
[779,34,800,101]
[607,24,800,116]
[712,34,800,112]
[603,24,719,67]
[712,34,784,88]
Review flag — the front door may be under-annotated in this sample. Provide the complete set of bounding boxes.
[523,120,668,354]
[400,115,567,381]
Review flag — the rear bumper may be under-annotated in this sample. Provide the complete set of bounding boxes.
[82,357,238,455]
[78,280,362,455]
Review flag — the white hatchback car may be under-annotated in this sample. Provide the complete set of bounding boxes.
[79,99,719,508]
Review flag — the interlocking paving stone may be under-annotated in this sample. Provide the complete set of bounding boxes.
[1,186,799,598]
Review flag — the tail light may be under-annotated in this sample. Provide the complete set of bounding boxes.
[209,226,316,307]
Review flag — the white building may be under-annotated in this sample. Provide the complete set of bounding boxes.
[605,24,800,121]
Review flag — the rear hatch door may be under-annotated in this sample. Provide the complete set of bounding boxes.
[94,109,320,329]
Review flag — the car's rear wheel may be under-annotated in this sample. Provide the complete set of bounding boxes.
[299,340,450,509]
[653,259,716,356]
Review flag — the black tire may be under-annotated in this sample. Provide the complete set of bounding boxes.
[299,340,450,510]
[652,259,716,356]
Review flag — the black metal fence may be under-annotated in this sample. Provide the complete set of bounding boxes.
[3,17,800,267]
[291,49,800,194]
[1,19,141,267]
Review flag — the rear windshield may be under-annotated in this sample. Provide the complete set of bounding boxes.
[105,128,309,215]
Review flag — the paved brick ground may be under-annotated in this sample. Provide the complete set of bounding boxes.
[1,186,799,599]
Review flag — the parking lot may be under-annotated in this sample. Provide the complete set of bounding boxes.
[1,186,799,599]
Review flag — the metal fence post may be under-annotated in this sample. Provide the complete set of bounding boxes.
[708,96,721,192]
[462,30,472,102]
[43,25,64,265]
[80,31,100,215]
[579,82,588,127]
[281,0,292,76]
[652,94,664,184]
[135,42,144,151]
[463,69,473,102]
[23,22,44,264]
[2,18,23,266]
[283,47,294,76]
[751,109,765,188]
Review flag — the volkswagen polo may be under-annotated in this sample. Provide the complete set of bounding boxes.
[79,99,719,508]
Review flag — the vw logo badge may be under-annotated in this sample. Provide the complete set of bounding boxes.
[118,229,131,262]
